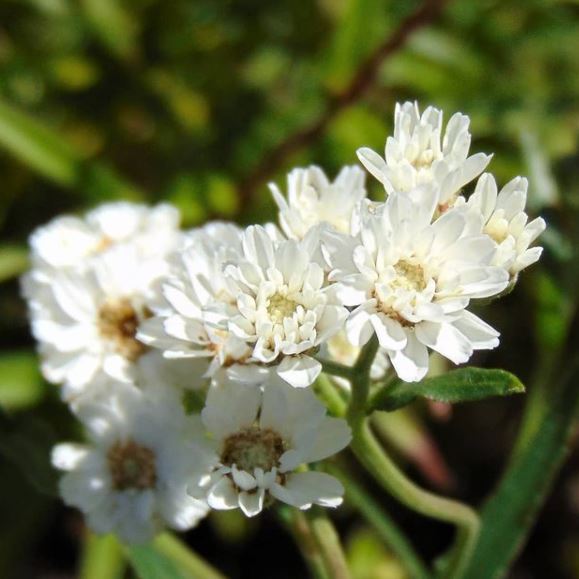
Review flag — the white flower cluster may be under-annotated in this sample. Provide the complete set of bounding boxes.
[22,102,545,544]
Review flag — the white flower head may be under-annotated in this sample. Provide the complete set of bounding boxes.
[466,173,546,276]
[223,225,349,388]
[197,378,351,517]
[24,243,168,399]
[29,202,181,271]
[324,189,509,382]
[357,102,491,210]
[52,384,212,543]
[270,165,367,239]
[137,222,254,380]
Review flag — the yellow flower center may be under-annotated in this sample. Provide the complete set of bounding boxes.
[392,260,427,292]
[267,293,299,324]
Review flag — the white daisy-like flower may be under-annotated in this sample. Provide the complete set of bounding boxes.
[223,225,349,388]
[137,222,254,379]
[52,384,212,544]
[324,189,509,382]
[270,165,366,239]
[29,202,181,271]
[357,102,491,211]
[465,173,546,277]
[196,378,351,517]
[24,243,169,400]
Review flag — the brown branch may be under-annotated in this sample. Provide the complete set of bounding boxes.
[236,0,448,211]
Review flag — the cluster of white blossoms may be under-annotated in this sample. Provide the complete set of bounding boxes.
[22,102,545,544]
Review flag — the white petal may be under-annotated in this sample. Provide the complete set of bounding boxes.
[276,356,322,388]
[51,443,90,471]
[415,321,473,365]
[207,477,238,510]
[270,472,344,509]
[238,489,265,517]
[389,330,429,382]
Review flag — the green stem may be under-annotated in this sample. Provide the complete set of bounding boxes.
[277,508,330,579]
[307,508,351,579]
[318,358,355,379]
[329,464,431,579]
[347,335,478,579]
[315,373,348,417]
[350,423,479,579]
[154,532,225,579]
[80,533,125,579]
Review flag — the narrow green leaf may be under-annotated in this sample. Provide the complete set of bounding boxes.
[0,247,28,284]
[369,368,525,412]
[463,360,579,579]
[127,544,185,579]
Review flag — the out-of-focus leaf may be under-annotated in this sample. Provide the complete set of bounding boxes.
[127,544,185,579]
[147,70,209,133]
[206,175,238,217]
[81,0,139,61]
[323,0,390,91]
[0,415,58,496]
[0,246,28,284]
[49,55,101,91]
[0,99,143,200]
[520,130,559,211]
[0,98,79,186]
[0,351,45,411]
[369,368,524,412]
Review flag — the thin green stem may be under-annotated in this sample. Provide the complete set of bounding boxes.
[318,358,355,379]
[80,533,125,579]
[350,424,479,579]
[346,334,478,579]
[277,508,330,579]
[154,532,225,579]
[307,508,351,579]
[315,373,348,417]
[329,464,431,579]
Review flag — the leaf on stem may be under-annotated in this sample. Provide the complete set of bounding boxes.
[369,368,525,412]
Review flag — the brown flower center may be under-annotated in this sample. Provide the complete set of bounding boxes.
[107,440,157,491]
[221,426,286,473]
[98,298,148,360]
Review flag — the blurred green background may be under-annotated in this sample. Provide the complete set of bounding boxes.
[0,0,578,577]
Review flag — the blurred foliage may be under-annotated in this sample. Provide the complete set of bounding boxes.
[0,0,578,577]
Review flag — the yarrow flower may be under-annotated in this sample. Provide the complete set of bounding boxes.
[464,173,546,277]
[195,378,351,517]
[223,226,349,387]
[270,165,366,239]
[52,384,212,543]
[324,188,509,382]
[22,202,182,401]
[29,202,180,271]
[357,101,491,211]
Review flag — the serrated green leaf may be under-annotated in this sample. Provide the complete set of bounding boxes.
[369,368,525,412]
[127,544,185,579]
